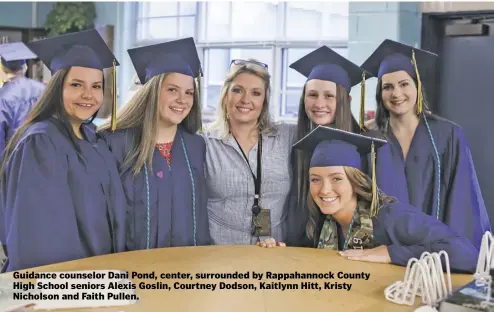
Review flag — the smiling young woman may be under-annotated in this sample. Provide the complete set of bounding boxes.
[361,39,491,251]
[98,37,211,251]
[259,126,478,274]
[0,30,126,272]
[285,46,404,248]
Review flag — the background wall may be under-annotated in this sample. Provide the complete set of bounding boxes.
[0,1,489,123]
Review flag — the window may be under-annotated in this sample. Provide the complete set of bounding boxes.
[285,2,349,40]
[137,2,197,42]
[134,1,350,122]
[203,2,279,41]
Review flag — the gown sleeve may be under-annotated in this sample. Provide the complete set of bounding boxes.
[376,202,478,273]
[2,134,83,271]
[442,126,490,250]
[196,135,212,245]
[0,99,13,156]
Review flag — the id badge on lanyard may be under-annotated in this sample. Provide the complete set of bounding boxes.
[233,135,271,237]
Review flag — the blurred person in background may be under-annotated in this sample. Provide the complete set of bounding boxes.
[0,42,45,158]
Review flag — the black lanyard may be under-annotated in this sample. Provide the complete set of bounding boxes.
[233,135,262,213]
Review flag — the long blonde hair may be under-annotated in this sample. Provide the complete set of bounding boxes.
[206,59,274,138]
[98,73,202,176]
[306,166,395,244]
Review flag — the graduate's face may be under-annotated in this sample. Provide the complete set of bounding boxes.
[380,71,417,117]
[158,73,195,127]
[62,66,104,123]
[304,79,338,126]
[225,73,265,126]
[309,166,356,217]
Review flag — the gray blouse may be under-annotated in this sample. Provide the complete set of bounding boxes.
[202,123,297,245]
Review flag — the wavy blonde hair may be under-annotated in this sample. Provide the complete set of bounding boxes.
[98,73,202,176]
[306,167,395,244]
[206,59,275,138]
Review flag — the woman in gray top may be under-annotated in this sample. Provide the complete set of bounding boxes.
[202,59,297,245]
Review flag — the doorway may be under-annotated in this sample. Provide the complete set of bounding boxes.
[422,12,494,225]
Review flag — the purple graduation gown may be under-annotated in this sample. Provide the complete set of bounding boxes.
[385,115,490,250]
[362,129,407,200]
[0,118,126,272]
[375,202,478,273]
[0,77,44,157]
[100,126,211,250]
[332,201,478,273]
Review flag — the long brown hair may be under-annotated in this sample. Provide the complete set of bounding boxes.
[0,68,92,180]
[292,83,359,233]
[306,166,395,245]
[374,75,431,134]
[98,73,202,176]
[206,59,274,138]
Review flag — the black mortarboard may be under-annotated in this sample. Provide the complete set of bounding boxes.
[0,42,37,71]
[27,29,119,73]
[360,39,438,115]
[293,125,387,216]
[289,45,371,130]
[289,45,367,94]
[128,37,202,84]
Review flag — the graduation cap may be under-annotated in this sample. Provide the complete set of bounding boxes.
[27,29,119,131]
[127,37,202,85]
[0,42,37,71]
[360,39,438,115]
[289,45,371,131]
[27,29,118,73]
[293,125,387,217]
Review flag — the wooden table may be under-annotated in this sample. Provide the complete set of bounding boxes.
[2,246,472,311]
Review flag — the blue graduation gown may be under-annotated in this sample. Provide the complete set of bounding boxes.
[372,202,479,273]
[100,126,211,250]
[385,115,490,250]
[0,77,44,157]
[0,118,126,272]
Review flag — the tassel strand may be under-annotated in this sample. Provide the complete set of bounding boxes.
[411,50,423,115]
[360,71,366,132]
[111,59,117,132]
[370,142,378,217]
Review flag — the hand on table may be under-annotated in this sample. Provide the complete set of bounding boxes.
[256,237,286,248]
[340,245,391,264]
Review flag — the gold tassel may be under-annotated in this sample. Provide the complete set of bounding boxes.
[411,50,423,115]
[197,70,203,134]
[111,59,117,132]
[370,142,378,218]
[197,70,202,105]
[360,71,366,132]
